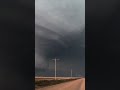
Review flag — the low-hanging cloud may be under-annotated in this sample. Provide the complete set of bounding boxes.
[35,0,85,76]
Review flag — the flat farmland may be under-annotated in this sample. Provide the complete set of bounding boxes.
[35,77,85,90]
[35,77,81,88]
[35,77,81,81]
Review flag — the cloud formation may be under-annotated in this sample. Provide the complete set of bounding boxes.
[35,0,85,76]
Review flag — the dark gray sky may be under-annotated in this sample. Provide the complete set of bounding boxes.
[35,0,85,77]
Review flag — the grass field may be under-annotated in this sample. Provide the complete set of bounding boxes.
[35,77,80,88]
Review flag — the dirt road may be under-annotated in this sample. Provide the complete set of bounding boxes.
[36,78,85,90]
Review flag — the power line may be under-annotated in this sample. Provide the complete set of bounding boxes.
[71,69,72,78]
[52,58,59,80]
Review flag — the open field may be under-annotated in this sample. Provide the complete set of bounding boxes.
[35,77,82,81]
[36,78,85,90]
[35,79,77,88]
[35,77,82,88]
[35,77,81,88]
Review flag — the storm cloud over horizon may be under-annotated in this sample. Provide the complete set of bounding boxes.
[35,0,85,76]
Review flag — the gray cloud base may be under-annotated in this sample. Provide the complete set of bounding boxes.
[35,0,85,76]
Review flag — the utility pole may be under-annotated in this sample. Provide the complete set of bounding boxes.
[76,73,78,77]
[52,58,59,80]
[71,69,72,78]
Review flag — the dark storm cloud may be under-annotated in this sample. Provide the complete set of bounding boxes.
[35,0,85,76]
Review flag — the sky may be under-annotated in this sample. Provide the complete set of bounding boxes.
[35,0,85,77]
